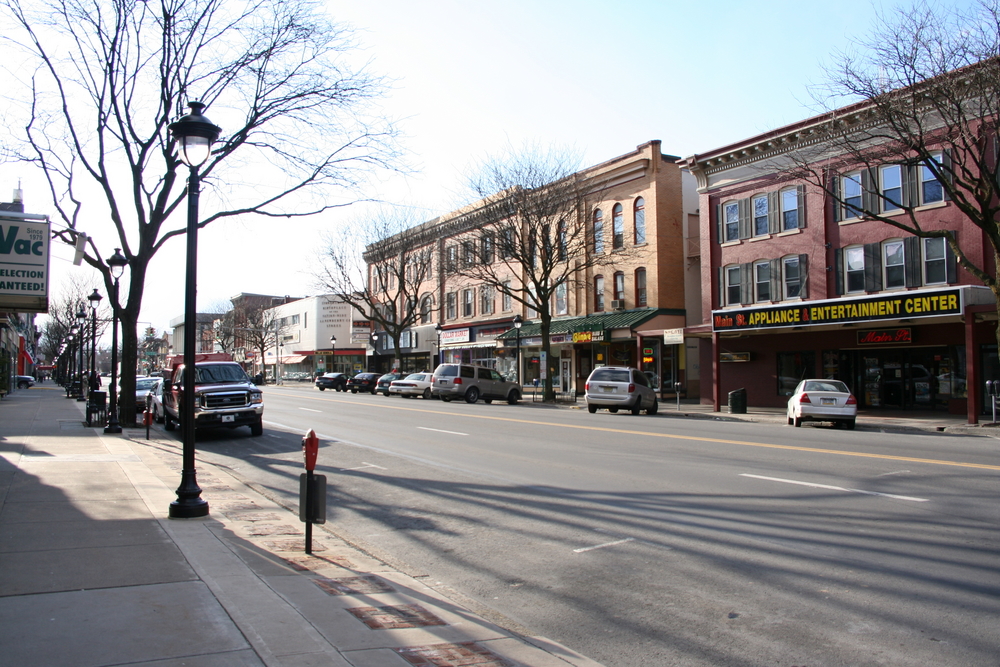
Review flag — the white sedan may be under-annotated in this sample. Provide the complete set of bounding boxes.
[786,379,857,429]
[388,373,434,399]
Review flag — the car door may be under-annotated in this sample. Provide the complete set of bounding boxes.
[476,367,495,397]
[489,369,509,399]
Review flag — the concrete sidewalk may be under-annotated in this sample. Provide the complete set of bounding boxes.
[0,386,603,667]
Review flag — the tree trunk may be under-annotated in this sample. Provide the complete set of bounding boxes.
[539,312,555,402]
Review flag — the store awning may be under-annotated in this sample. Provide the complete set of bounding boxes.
[440,340,497,349]
[280,355,307,364]
[496,308,680,340]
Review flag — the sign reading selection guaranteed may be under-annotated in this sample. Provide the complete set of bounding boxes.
[0,219,50,313]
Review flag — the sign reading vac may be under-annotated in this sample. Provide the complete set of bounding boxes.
[712,288,962,332]
[0,220,50,314]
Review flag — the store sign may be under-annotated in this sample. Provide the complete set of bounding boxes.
[712,288,962,332]
[0,219,50,313]
[663,328,684,344]
[857,328,912,345]
[477,326,509,340]
[441,328,470,343]
[571,330,605,343]
[720,352,751,362]
[351,320,371,343]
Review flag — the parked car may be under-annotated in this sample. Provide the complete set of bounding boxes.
[431,363,521,404]
[149,375,167,423]
[135,376,163,414]
[786,379,857,429]
[347,372,380,394]
[376,373,402,396]
[388,373,434,399]
[584,366,658,415]
[315,372,349,392]
[16,375,35,389]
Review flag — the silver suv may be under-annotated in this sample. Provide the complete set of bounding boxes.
[585,366,658,415]
[431,363,521,404]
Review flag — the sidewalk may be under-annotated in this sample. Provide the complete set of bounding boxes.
[0,386,603,667]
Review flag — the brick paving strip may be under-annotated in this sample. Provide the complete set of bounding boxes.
[347,604,448,629]
[313,575,396,595]
[396,641,514,667]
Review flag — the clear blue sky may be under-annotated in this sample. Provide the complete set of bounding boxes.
[5,0,979,334]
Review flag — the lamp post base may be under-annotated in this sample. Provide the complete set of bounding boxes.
[169,496,209,518]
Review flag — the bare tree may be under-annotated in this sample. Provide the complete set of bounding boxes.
[785,1,1000,345]
[1,0,401,423]
[39,274,110,368]
[236,301,284,381]
[316,209,436,367]
[452,144,627,401]
[205,300,237,356]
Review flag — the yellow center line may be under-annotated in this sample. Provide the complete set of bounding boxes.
[296,394,1000,472]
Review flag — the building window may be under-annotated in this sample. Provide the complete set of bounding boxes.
[845,245,866,293]
[419,296,433,324]
[634,197,646,244]
[754,261,770,302]
[555,282,567,315]
[880,165,902,212]
[725,265,741,306]
[462,289,474,317]
[843,172,863,218]
[613,271,625,302]
[593,209,604,254]
[463,241,476,267]
[921,153,945,204]
[634,268,647,307]
[783,256,802,299]
[594,275,605,312]
[480,285,494,315]
[612,203,624,249]
[753,195,768,236]
[500,228,514,259]
[481,235,494,264]
[502,281,512,311]
[446,246,457,273]
[781,189,799,230]
[883,239,905,288]
[558,221,567,261]
[446,292,456,320]
[724,201,739,241]
[924,237,947,284]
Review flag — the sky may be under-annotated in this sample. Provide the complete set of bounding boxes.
[2,0,980,338]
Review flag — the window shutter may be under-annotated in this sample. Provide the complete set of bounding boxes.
[798,253,809,298]
[768,192,780,234]
[904,236,922,287]
[769,259,781,301]
[796,184,806,229]
[740,263,752,305]
[946,231,958,284]
[941,149,953,199]
[864,242,882,292]
[902,164,917,208]
[834,248,845,295]
[831,173,841,223]
[717,267,724,307]
[861,169,877,214]
[715,203,723,244]
[738,198,751,240]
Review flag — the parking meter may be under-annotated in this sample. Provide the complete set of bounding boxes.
[988,381,998,424]
[674,381,682,410]
[302,429,319,472]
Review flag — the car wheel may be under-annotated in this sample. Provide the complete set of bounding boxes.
[17,381,28,389]
[164,415,176,431]
[465,387,480,404]
[250,418,263,436]
[609,407,618,413]
[351,389,357,394]
[845,419,856,430]
[484,398,493,404]
[318,386,325,391]
[647,398,658,415]
[794,415,802,427]
[588,403,597,414]
[422,388,431,400]
[507,390,520,405]
[630,401,642,415]
[371,388,377,395]
[441,396,452,402]
[155,406,165,424]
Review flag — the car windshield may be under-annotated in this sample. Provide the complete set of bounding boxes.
[435,365,458,377]
[136,378,159,390]
[590,368,630,383]
[803,380,850,393]
[405,374,425,381]
[195,364,248,384]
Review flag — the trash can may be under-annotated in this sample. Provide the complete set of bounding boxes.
[87,391,108,427]
[728,388,747,414]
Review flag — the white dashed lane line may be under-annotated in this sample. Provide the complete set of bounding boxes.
[740,473,929,502]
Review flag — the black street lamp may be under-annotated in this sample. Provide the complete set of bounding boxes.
[105,249,128,434]
[168,101,220,519]
[66,332,76,397]
[434,323,442,368]
[329,335,336,374]
[512,314,523,386]
[76,307,87,401]
[88,289,102,379]
[370,331,380,372]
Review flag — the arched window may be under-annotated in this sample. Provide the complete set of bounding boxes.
[612,204,624,249]
[613,271,625,302]
[633,198,646,244]
[635,268,647,307]
[593,209,604,254]
[419,295,434,324]
[594,275,605,312]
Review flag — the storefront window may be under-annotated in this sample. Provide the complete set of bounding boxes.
[777,351,816,396]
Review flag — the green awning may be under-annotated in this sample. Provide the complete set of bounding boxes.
[497,308,672,339]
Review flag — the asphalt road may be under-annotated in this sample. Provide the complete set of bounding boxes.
[184,384,1000,667]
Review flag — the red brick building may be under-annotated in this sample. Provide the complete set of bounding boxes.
[680,102,998,422]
